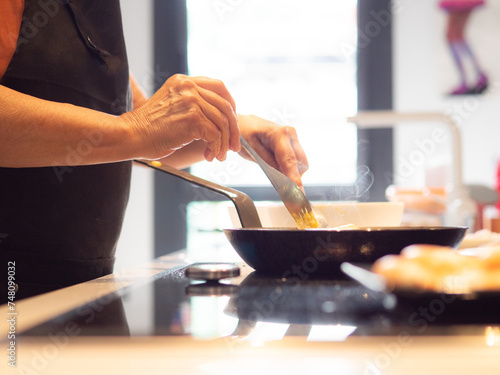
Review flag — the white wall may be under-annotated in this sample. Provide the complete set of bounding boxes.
[113,0,155,335]
[115,0,154,271]
[393,0,500,190]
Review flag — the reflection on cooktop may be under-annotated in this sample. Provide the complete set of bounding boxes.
[22,264,500,340]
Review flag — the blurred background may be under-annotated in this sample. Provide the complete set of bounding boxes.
[116,0,500,270]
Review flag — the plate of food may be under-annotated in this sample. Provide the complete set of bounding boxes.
[458,229,500,249]
[341,244,500,324]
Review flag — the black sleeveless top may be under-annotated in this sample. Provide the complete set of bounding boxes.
[0,0,132,300]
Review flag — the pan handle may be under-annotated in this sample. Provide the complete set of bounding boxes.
[134,160,262,228]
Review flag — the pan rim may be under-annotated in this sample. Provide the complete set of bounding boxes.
[223,226,468,232]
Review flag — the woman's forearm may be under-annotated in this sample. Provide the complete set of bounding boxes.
[0,73,241,168]
[0,84,135,168]
[158,140,207,169]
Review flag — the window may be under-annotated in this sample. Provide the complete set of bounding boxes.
[185,0,359,251]
[187,0,359,188]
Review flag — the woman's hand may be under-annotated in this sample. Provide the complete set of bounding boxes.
[238,114,309,189]
[122,74,240,162]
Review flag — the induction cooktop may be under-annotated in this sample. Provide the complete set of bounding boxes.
[21,262,500,340]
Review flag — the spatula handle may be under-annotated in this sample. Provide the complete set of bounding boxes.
[135,160,262,228]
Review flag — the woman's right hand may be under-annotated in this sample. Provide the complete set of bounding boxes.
[122,74,241,162]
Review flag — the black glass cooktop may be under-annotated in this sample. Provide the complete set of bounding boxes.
[22,262,500,340]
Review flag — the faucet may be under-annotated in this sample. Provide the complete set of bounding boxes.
[346,111,477,229]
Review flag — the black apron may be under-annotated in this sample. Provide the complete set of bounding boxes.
[0,0,132,302]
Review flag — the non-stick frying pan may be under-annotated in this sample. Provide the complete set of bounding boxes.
[138,161,467,277]
[223,226,466,277]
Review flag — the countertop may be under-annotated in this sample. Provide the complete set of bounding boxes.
[2,245,500,375]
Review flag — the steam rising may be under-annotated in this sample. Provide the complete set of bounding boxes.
[312,165,374,202]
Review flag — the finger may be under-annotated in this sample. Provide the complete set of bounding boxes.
[197,119,222,163]
[242,135,280,169]
[180,75,240,153]
[197,86,240,155]
[286,127,309,175]
[272,139,304,189]
[248,134,305,190]
[199,122,220,162]
[194,99,230,161]
[205,146,216,162]
[195,101,228,161]
[191,76,237,113]
[167,75,227,159]
[264,127,307,188]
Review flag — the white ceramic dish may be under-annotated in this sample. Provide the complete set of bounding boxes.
[228,201,405,228]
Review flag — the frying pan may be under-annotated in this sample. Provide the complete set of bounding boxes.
[137,161,467,277]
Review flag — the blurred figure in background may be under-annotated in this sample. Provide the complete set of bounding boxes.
[439,0,488,95]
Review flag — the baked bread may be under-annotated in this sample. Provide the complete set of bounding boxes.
[372,244,500,293]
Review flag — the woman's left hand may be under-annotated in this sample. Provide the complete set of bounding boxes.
[237,114,309,190]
